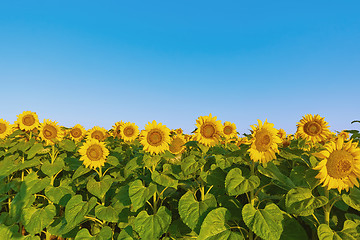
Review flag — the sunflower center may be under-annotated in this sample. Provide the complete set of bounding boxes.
[124,127,134,137]
[86,145,103,161]
[147,129,163,146]
[326,150,354,179]
[22,114,35,126]
[254,130,272,152]
[201,123,216,138]
[169,137,185,154]
[71,128,82,138]
[92,130,104,141]
[304,122,322,136]
[0,123,6,134]
[224,126,233,135]
[43,125,57,139]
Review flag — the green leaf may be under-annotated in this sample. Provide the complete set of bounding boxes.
[317,224,342,240]
[225,168,260,196]
[151,170,178,189]
[258,162,296,190]
[59,139,77,152]
[41,157,65,176]
[242,203,283,240]
[0,155,19,181]
[134,206,172,240]
[198,207,244,240]
[18,158,42,171]
[27,143,44,159]
[95,205,120,222]
[65,195,97,227]
[86,175,113,199]
[107,155,120,166]
[342,187,360,211]
[20,172,51,196]
[215,155,233,169]
[45,184,74,206]
[23,204,56,235]
[181,155,201,176]
[280,214,308,240]
[129,180,156,212]
[286,187,328,216]
[178,190,217,234]
[72,165,91,180]
[117,226,135,240]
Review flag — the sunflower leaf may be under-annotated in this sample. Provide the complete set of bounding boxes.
[342,187,360,211]
[129,180,157,212]
[86,175,113,200]
[27,143,44,159]
[225,168,260,196]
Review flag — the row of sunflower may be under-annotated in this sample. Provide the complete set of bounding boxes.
[0,111,359,240]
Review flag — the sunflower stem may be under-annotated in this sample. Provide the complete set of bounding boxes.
[248,160,256,240]
[324,188,330,226]
[153,192,157,214]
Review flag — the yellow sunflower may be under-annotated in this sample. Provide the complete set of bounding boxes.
[112,121,124,139]
[86,126,108,142]
[140,120,171,155]
[0,119,13,139]
[296,114,332,144]
[248,119,282,164]
[313,137,360,193]
[175,128,183,135]
[120,122,139,143]
[68,124,86,142]
[15,111,39,131]
[38,119,64,145]
[222,121,237,140]
[236,136,251,147]
[169,134,187,155]
[277,128,286,140]
[194,114,222,147]
[78,138,109,169]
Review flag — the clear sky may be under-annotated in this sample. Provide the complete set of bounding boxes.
[1,1,359,135]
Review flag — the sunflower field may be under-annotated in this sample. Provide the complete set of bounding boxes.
[1,111,360,240]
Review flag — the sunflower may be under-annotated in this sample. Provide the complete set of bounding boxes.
[248,119,282,164]
[68,124,86,142]
[140,120,171,155]
[120,122,139,143]
[38,119,64,145]
[296,114,332,144]
[194,114,222,147]
[112,121,124,139]
[0,119,13,139]
[86,126,108,142]
[15,111,39,131]
[169,134,187,155]
[236,136,251,147]
[175,128,183,135]
[78,138,109,169]
[313,137,360,192]
[222,121,237,140]
[277,128,286,140]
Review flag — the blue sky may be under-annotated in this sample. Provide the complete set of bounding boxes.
[1,1,360,135]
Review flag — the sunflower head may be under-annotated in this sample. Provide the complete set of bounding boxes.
[15,111,39,131]
[140,120,171,155]
[120,122,139,143]
[0,119,14,139]
[169,134,187,155]
[86,126,108,142]
[313,137,360,193]
[296,114,332,144]
[175,128,183,135]
[194,114,223,147]
[222,121,237,140]
[112,121,124,139]
[248,119,282,164]
[78,138,109,170]
[68,124,86,142]
[277,128,286,140]
[38,119,64,145]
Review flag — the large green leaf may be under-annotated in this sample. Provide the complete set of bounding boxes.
[41,157,65,176]
[22,204,56,235]
[178,190,217,233]
[45,184,75,206]
[181,155,200,176]
[317,224,342,240]
[95,205,120,222]
[74,226,113,240]
[86,175,113,200]
[65,195,97,227]
[151,170,178,189]
[242,203,283,240]
[225,168,260,196]
[286,187,328,216]
[280,213,308,240]
[134,206,172,240]
[342,187,360,211]
[197,207,244,240]
[27,143,44,159]
[258,162,295,190]
[129,180,156,212]
[59,139,77,152]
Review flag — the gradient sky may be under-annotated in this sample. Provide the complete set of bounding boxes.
[1,1,360,135]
